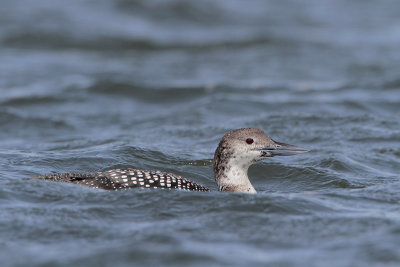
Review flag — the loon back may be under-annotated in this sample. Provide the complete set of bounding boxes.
[30,127,308,193]
[30,169,210,191]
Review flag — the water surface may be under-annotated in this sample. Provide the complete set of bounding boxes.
[1,0,400,266]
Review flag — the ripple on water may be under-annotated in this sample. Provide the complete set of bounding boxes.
[1,0,400,266]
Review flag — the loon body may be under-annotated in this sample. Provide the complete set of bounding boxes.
[30,128,308,193]
[33,169,210,191]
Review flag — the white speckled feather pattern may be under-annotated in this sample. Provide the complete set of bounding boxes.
[31,169,210,191]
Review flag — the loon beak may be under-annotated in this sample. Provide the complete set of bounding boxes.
[260,140,309,157]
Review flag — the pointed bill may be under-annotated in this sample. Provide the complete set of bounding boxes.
[260,140,309,157]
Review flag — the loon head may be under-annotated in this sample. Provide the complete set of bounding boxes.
[213,128,309,193]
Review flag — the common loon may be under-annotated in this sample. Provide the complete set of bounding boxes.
[30,128,308,193]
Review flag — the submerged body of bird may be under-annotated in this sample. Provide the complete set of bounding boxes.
[30,128,309,193]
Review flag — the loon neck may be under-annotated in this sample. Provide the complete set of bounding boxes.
[213,145,257,194]
[217,163,256,193]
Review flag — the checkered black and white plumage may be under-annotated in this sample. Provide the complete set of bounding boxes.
[31,169,210,191]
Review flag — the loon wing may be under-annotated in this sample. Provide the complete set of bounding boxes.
[29,168,210,191]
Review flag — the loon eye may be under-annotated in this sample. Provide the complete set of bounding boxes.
[245,138,254,145]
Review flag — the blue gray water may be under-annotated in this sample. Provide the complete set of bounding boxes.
[1,0,400,266]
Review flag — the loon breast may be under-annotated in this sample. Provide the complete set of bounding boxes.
[31,169,210,191]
